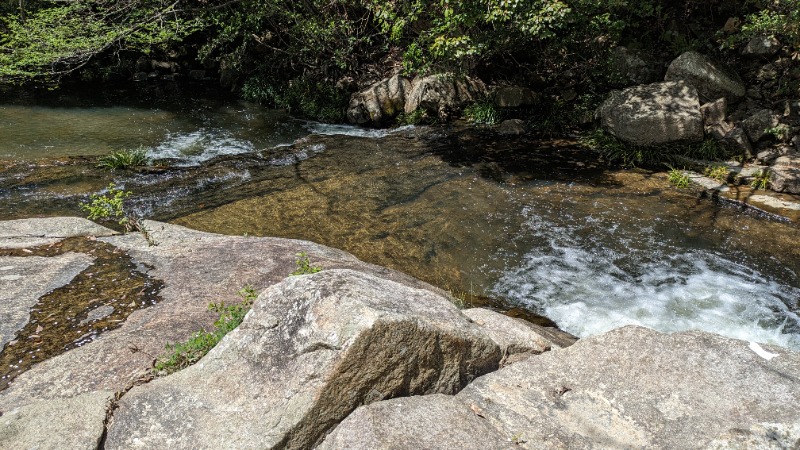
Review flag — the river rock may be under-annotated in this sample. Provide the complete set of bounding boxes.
[105,269,501,449]
[742,109,781,142]
[0,219,457,443]
[0,216,116,249]
[346,75,412,125]
[597,81,703,146]
[496,119,527,136]
[493,86,540,108]
[609,46,660,86]
[316,394,516,450]
[742,36,781,57]
[462,308,576,365]
[665,51,746,103]
[0,253,94,350]
[405,74,486,121]
[770,155,800,193]
[457,326,800,449]
[0,391,113,450]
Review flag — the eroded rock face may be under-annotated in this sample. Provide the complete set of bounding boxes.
[0,217,116,249]
[105,269,501,450]
[346,75,412,125]
[323,326,800,449]
[597,81,703,146]
[770,155,800,193]
[405,74,486,121]
[665,51,746,103]
[742,108,781,142]
[458,326,800,449]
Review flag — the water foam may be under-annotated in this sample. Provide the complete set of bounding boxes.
[493,208,800,350]
[149,128,255,166]
[305,123,415,138]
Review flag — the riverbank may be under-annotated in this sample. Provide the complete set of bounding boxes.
[1,218,798,449]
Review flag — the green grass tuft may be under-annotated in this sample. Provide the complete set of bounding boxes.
[463,101,500,125]
[98,146,149,170]
[667,167,691,189]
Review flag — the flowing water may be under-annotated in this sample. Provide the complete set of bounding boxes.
[1,86,799,351]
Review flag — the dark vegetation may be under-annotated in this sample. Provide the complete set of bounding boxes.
[1,1,797,125]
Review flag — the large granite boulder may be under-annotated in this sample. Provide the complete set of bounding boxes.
[405,74,486,121]
[664,51,746,103]
[104,269,501,449]
[0,219,463,450]
[322,326,800,449]
[597,81,703,146]
[346,75,412,125]
[770,155,800,193]
[742,108,782,142]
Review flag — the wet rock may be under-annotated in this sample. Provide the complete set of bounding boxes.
[455,326,800,449]
[492,86,540,108]
[496,119,526,136]
[0,220,446,418]
[609,46,660,86]
[346,75,412,125]
[0,253,93,350]
[0,217,116,249]
[770,155,800,193]
[105,269,500,449]
[317,394,516,450]
[742,36,781,57]
[188,70,207,81]
[405,74,486,121]
[462,308,577,365]
[665,51,746,103]
[79,304,115,326]
[0,391,112,450]
[597,81,703,146]
[742,109,781,142]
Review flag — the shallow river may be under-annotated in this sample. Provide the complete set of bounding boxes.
[2,86,799,350]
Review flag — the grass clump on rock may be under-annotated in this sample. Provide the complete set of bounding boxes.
[98,147,149,171]
[153,286,257,376]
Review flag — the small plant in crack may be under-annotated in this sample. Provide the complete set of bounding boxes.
[291,252,322,276]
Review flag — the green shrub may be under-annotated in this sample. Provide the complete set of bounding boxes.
[463,101,499,125]
[668,167,691,189]
[97,147,149,170]
[153,285,257,376]
[79,183,132,229]
[750,169,772,190]
[291,252,322,276]
[704,165,730,182]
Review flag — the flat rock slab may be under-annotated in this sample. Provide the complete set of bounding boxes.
[317,394,516,450]
[0,253,94,350]
[105,269,500,449]
[457,326,800,449]
[0,390,113,450]
[0,219,446,415]
[0,217,116,249]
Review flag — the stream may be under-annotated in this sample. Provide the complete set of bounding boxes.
[2,86,799,351]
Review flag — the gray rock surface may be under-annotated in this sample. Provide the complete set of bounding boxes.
[457,326,800,449]
[665,51,746,103]
[742,109,781,142]
[700,97,727,126]
[609,46,660,86]
[496,119,527,136]
[105,269,500,449]
[597,81,703,146]
[770,155,800,193]
[0,217,116,249]
[346,75,412,125]
[493,86,540,108]
[405,74,486,121]
[0,253,93,350]
[742,36,781,57]
[0,220,449,427]
[462,308,576,365]
[316,394,516,450]
[0,391,113,450]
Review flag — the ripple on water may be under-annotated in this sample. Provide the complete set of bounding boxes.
[493,206,800,350]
